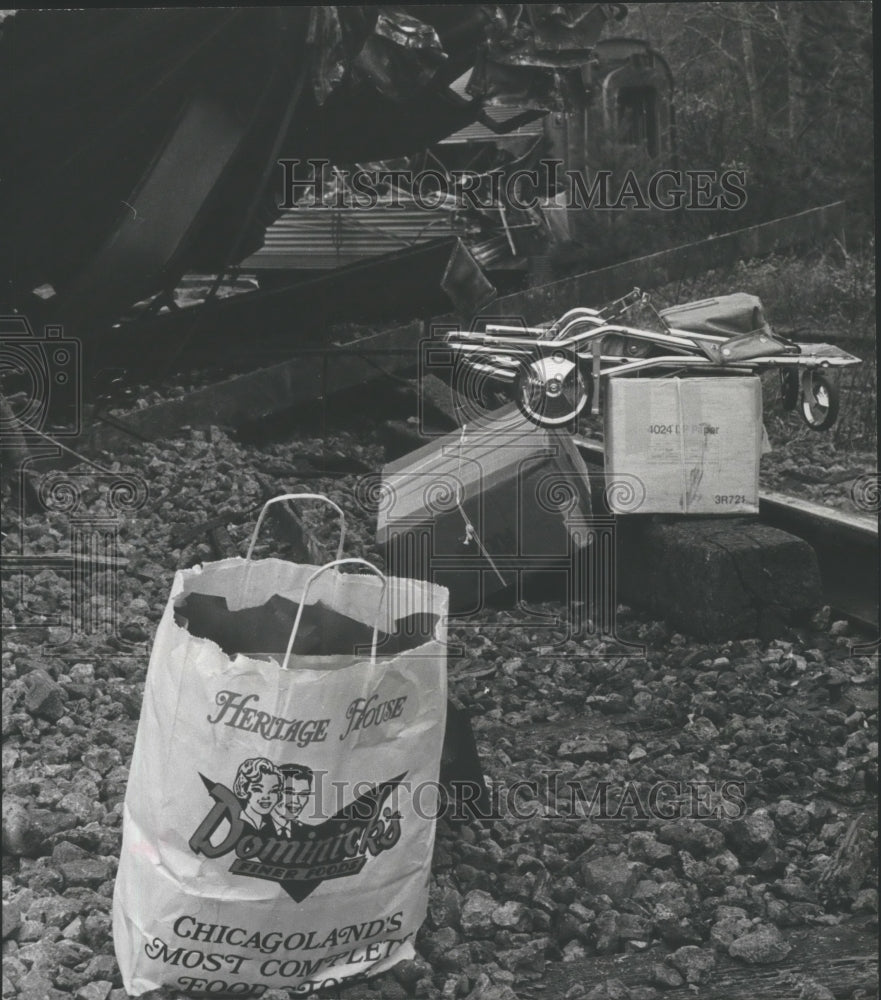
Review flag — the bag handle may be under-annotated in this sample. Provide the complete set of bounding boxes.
[281,558,388,670]
[245,493,346,563]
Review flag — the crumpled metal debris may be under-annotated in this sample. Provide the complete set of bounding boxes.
[308,6,449,106]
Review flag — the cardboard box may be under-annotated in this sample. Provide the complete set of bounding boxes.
[604,376,762,515]
[376,404,593,614]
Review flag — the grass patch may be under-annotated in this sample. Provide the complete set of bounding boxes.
[648,245,876,456]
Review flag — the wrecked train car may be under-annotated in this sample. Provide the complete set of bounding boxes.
[0,6,493,329]
[245,8,676,289]
[1,6,640,330]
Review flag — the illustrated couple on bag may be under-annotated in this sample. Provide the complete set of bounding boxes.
[233,757,313,838]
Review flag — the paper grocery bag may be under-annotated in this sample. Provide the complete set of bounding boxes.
[112,495,449,997]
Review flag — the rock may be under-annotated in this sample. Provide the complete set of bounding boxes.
[3,798,77,858]
[377,978,412,1000]
[23,670,67,722]
[58,791,104,825]
[2,796,48,858]
[81,746,122,777]
[593,909,622,955]
[650,963,684,988]
[21,808,78,857]
[461,890,497,937]
[753,845,789,877]
[58,858,113,889]
[776,876,816,902]
[557,905,594,948]
[465,972,519,1000]
[796,979,835,1000]
[491,901,528,930]
[774,800,811,835]
[585,979,631,1000]
[82,955,118,982]
[618,913,650,943]
[711,849,740,875]
[581,857,646,905]
[393,958,433,990]
[559,738,610,763]
[19,918,46,942]
[455,863,492,893]
[709,906,752,949]
[851,888,878,913]
[53,937,92,967]
[2,899,22,939]
[656,819,725,857]
[684,715,719,741]
[61,916,84,940]
[52,841,91,863]
[584,694,629,715]
[728,925,792,964]
[727,810,777,859]
[68,662,95,683]
[667,945,716,985]
[562,941,586,962]
[436,944,473,974]
[441,974,468,1000]
[627,832,674,867]
[552,876,580,905]
[76,984,113,1000]
[20,968,67,999]
[496,936,550,973]
[678,850,709,884]
[424,926,459,962]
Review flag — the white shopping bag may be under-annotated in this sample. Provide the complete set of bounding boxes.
[113,494,448,998]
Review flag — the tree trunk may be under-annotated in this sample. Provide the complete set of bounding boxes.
[783,3,806,143]
[737,5,763,131]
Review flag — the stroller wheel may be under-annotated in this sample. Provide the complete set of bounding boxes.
[800,370,840,431]
[515,353,590,427]
[779,369,799,411]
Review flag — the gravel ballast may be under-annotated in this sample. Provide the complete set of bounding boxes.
[2,420,878,1000]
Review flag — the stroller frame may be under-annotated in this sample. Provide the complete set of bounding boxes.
[445,288,861,429]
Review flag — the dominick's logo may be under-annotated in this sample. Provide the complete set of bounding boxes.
[189,757,405,902]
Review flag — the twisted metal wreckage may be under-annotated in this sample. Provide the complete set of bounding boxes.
[0,5,859,429]
[0,4,669,375]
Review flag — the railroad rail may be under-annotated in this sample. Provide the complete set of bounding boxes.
[574,436,880,634]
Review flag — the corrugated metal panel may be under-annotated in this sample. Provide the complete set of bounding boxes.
[440,107,547,145]
[242,207,461,270]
